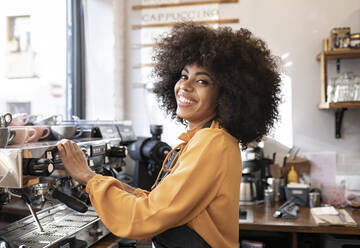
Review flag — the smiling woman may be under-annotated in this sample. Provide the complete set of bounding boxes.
[174,63,219,129]
[58,22,281,248]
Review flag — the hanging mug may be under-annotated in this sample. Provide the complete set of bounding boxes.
[0,127,15,148]
[26,126,51,143]
[9,113,30,126]
[0,113,12,128]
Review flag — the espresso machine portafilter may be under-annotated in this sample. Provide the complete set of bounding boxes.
[21,153,89,213]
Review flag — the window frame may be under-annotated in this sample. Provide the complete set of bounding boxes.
[66,0,86,120]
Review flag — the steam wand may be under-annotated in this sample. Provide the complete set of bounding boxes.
[8,190,44,232]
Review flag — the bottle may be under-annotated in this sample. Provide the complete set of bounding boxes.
[350,33,360,49]
[287,166,299,183]
[264,189,273,208]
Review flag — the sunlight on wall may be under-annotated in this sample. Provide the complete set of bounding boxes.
[271,73,293,148]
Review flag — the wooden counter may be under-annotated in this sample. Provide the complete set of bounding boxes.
[92,204,360,247]
[239,203,360,248]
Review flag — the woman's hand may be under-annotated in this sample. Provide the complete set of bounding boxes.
[57,139,96,185]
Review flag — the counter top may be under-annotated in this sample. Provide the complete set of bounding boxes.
[239,203,360,235]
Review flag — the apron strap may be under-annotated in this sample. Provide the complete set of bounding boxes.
[152,225,211,248]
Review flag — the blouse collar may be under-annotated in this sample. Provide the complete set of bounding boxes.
[178,120,220,142]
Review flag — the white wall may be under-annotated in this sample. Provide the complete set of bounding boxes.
[124,0,360,156]
[123,0,185,145]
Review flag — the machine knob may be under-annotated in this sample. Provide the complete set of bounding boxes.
[106,146,127,158]
[81,147,89,157]
[26,158,54,176]
[88,228,103,237]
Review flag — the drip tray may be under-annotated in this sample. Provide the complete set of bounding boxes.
[0,204,109,248]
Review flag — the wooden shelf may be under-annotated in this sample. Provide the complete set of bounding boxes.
[132,18,239,29]
[132,63,155,69]
[316,48,360,138]
[132,0,238,10]
[316,49,360,61]
[317,49,360,104]
[318,101,360,109]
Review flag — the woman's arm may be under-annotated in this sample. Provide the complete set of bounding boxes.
[57,139,143,195]
[85,129,234,240]
[121,181,136,194]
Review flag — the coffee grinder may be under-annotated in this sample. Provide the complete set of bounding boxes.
[128,125,171,191]
[240,146,272,204]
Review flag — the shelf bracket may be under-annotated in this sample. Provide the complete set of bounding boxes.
[335,108,347,138]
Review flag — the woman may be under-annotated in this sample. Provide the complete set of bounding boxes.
[57,22,281,248]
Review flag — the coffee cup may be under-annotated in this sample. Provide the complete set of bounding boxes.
[0,127,16,148]
[309,192,321,208]
[26,126,51,143]
[28,114,43,125]
[9,113,30,126]
[9,127,36,145]
[50,125,82,140]
[267,177,284,202]
[34,114,63,126]
[0,113,12,128]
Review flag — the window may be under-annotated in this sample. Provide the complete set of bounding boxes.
[0,0,67,119]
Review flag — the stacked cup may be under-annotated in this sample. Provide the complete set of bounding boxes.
[0,113,15,148]
[8,113,50,145]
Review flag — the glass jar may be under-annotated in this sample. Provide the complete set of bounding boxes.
[334,72,355,102]
[334,75,344,102]
[344,72,355,101]
[330,27,351,49]
[351,33,360,49]
[353,75,360,101]
[327,77,336,103]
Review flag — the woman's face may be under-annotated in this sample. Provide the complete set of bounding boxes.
[174,63,219,129]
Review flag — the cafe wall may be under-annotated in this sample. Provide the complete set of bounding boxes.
[124,0,360,162]
[225,0,360,155]
[84,0,124,120]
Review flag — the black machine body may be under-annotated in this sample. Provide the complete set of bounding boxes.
[128,125,171,191]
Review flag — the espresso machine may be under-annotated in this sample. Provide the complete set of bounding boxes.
[0,120,136,248]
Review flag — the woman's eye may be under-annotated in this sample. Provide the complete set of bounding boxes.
[180,75,188,80]
[197,80,209,86]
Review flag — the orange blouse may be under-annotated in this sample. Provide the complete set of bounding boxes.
[86,121,242,248]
